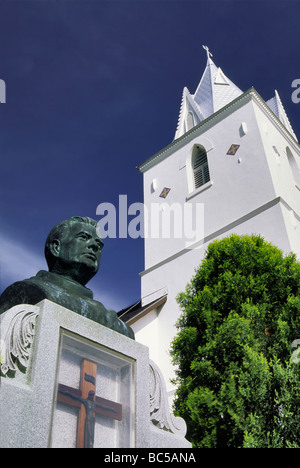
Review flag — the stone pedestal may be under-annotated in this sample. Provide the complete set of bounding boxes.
[0,300,191,448]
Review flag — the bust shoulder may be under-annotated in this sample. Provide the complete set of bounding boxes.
[0,271,135,339]
[0,276,47,314]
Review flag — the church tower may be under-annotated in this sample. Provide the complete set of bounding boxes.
[120,47,300,399]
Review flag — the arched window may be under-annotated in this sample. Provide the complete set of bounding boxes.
[287,147,300,188]
[192,145,210,189]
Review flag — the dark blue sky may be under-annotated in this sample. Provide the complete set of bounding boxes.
[0,0,299,310]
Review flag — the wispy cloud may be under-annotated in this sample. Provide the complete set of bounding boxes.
[0,233,46,292]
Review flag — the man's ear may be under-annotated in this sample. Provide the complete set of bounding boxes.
[49,239,61,258]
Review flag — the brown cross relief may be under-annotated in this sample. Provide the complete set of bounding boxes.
[57,359,122,448]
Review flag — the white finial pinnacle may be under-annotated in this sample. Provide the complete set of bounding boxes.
[202,45,213,60]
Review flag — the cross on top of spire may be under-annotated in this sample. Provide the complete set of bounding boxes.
[202,45,213,60]
[174,45,244,139]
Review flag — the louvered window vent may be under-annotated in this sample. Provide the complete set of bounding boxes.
[192,146,210,189]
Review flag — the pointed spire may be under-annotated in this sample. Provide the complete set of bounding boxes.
[266,90,298,141]
[174,47,243,139]
[174,87,204,140]
[193,48,243,120]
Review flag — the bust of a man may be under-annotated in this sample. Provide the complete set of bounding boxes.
[0,216,134,339]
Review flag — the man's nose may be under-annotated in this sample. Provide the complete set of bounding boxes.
[88,239,101,252]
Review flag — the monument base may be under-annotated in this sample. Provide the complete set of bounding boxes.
[0,300,191,448]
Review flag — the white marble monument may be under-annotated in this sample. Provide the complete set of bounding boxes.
[0,300,191,448]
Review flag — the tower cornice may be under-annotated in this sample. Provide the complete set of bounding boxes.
[137,87,300,173]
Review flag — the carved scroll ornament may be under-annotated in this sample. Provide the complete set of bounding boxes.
[0,307,39,376]
[149,359,187,437]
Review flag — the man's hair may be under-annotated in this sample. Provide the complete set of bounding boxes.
[44,216,102,270]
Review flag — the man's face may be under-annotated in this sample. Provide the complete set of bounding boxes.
[58,222,103,274]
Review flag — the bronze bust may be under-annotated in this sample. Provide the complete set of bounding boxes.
[0,216,134,339]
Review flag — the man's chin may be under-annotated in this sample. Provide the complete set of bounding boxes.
[80,254,100,269]
[77,260,99,278]
[50,260,99,286]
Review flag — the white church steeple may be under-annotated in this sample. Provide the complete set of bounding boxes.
[175,46,243,139]
[266,89,298,141]
[125,46,300,401]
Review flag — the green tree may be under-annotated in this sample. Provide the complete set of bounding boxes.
[170,235,300,448]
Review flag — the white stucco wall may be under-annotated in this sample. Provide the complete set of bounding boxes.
[134,91,300,395]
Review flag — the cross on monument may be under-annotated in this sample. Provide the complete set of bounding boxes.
[57,358,122,448]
